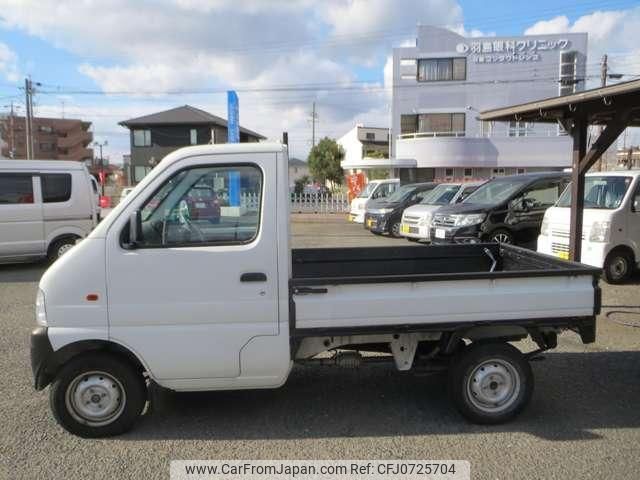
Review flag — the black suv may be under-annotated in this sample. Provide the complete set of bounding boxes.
[364,183,436,237]
[430,172,570,245]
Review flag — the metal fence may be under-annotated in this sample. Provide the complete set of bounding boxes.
[289,192,350,214]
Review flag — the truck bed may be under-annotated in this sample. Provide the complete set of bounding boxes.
[290,244,601,339]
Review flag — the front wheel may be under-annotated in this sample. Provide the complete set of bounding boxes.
[49,353,147,437]
[604,249,634,284]
[487,228,513,244]
[47,237,78,262]
[389,221,402,238]
[448,343,533,424]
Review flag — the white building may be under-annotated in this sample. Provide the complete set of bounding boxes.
[392,26,588,183]
[339,124,414,177]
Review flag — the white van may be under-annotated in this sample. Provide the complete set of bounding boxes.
[538,170,640,283]
[0,160,99,263]
[400,182,482,242]
[348,178,399,223]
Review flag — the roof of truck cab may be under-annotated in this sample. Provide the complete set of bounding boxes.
[0,159,88,171]
[156,142,285,167]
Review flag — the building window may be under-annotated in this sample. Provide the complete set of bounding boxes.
[492,168,506,177]
[444,168,454,177]
[134,166,152,183]
[39,142,54,152]
[38,125,53,133]
[508,121,532,137]
[401,113,465,136]
[464,168,473,177]
[190,129,198,145]
[365,132,375,140]
[516,168,526,175]
[41,174,72,203]
[133,129,151,147]
[417,58,466,82]
[559,51,578,96]
[0,174,34,204]
[400,115,418,135]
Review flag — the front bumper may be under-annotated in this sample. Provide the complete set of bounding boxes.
[537,234,608,267]
[400,222,430,240]
[30,326,54,390]
[429,224,483,244]
[348,211,365,224]
[364,213,389,233]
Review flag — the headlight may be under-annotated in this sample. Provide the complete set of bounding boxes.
[36,289,47,326]
[450,213,486,227]
[589,221,611,242]
[540,218,549,236]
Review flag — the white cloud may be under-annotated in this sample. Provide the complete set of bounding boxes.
[0,42,20,82]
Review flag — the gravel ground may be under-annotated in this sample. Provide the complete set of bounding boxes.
[1,214,639,480]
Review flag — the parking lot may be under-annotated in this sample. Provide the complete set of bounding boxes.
[2,214,640,480]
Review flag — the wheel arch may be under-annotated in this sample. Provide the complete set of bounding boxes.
[45,228,85,253]
[37,339,148,390]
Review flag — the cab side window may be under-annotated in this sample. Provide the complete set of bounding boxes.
[135,165,262,248]
[632,180,640,212]
[0,174,34,204]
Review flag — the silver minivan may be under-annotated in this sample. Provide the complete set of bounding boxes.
[0,160,98,263]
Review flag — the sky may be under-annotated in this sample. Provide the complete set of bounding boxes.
[1,0,639,164]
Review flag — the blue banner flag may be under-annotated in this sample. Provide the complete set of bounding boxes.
[227,90,239,144]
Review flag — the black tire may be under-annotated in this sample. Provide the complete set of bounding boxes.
[487,228,513,245]
[603,249,634,284]
[49,353,146,437]
[448,343,533,425]
[407,237,420,243]
[389,220,402,238]
[47,237,78,262]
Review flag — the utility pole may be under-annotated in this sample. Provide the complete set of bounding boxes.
[24,78,32,160]
[93,140,108,196]
[9,101,15,158]
[310,102,318,148]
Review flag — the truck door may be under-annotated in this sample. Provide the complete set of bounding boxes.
[0,173,44,259]
[105,155,279,380]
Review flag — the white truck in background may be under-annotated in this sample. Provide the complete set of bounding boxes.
[348,178,399,223]
[538,170,640,283]
[30,143,600,438]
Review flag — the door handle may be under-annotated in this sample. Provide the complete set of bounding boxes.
[241,272,267,282]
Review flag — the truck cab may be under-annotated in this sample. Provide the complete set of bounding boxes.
[538,170,640,283]
[348,178,399,223]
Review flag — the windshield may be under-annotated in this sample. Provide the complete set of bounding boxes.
[357,182,378,198]
[557,176,633,209]
[386,184,415,203]
[420,184,461,205]
[463,176,529,205]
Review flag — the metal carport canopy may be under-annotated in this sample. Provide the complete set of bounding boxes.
[478,79,640,262]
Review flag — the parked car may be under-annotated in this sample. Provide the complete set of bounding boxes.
[185,185,221,223]
[538,170,640,283]
[0,160,99,263]
[431,172,570,245]
[348,178,400,223]
[363,182,436,237]
[400,182,482,242]
[30,143,600,437]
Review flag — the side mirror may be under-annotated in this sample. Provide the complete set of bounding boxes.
[125,210,141,249]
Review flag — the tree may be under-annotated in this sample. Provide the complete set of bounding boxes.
[307,137,344,187]
[294,175,310,194]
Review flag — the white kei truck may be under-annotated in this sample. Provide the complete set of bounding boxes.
[30,143,601,437]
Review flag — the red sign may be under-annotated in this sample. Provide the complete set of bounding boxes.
[347,173,365,202]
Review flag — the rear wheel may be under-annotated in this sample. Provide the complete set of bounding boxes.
[49,353,146,437]
[47,237,78,262]
[604,249,634,284]
[448,343,533,424]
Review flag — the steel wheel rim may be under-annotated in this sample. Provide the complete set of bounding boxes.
[610,256,628,279]
[391,222,400,236]
[466,359,521,413]
[65,371,126,427]
[57,243,74,257]
[493,232,511,244]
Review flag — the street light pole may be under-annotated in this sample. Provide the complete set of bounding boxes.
[93,140,108,196]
